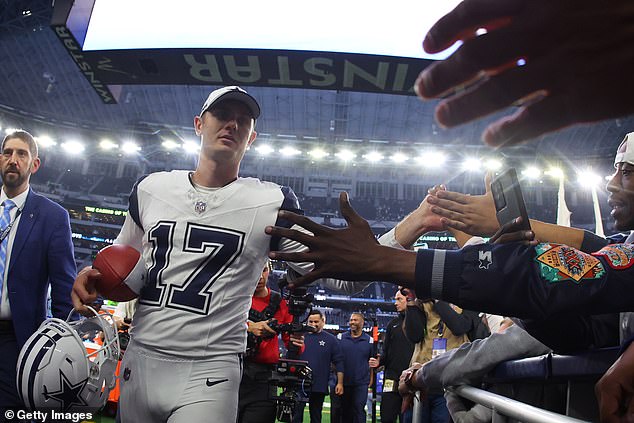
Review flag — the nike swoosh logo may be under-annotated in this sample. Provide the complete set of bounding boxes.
[206,378,229,388]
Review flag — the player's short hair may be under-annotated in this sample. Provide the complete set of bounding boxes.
[2,130,38,158]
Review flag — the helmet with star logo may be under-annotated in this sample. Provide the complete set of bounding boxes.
[16,307,120,413]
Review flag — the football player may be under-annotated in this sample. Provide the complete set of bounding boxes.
[71,86,444,423]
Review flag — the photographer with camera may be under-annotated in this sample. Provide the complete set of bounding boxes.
[238,262,305,423]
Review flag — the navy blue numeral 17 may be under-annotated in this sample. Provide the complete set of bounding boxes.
[141,221,244,314]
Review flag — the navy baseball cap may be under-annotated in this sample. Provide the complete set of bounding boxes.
[200,86,260,119]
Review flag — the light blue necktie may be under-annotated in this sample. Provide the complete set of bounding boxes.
[0,199,16,302]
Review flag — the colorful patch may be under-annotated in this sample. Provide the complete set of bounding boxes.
[535,243,605,283]
[592,244,634,269]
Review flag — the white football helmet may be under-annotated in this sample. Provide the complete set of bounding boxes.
[16,307,120,412]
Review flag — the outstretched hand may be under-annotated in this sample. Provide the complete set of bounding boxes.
[416,0,634,147]
[266,192,416,288]
[427,174,499,236]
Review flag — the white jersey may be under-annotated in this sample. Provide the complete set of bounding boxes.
[116,171,303,358]
[116,170,402,359]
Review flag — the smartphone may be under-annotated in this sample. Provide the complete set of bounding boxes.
[490,168,531,230]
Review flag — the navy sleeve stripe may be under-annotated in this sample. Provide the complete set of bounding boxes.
[128,174,149,230]
[270,186,304,251]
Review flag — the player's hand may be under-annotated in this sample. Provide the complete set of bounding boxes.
[266,192,397,287]
[248,320,277,337]
[416,0,634,147]
[290,333,304,348]
[335,383,344,396]
[395,185,447,247]
[489,216,536,246]
[596,343,634,422]
[368,357,380,368]
[71,266,102,316]
[427,173,499,236]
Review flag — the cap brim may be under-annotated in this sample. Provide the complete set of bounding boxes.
[202,91,260,119]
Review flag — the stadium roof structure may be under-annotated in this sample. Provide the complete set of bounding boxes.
[0,1,629,162]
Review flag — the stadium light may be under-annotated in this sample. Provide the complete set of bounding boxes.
[390,153,408,164]
[545,167,564,179]
[61,140,85,155]
[521,166,541,179]
[161,139,179,150]
[336,150,355,162]
[4,128,19,135]
[461,157,481,172]
[121,141,141,155]
[363,151,384,163]
[99,138,117,151]
[255,144,274,156]
[417,151,446,167]
[309,148,329,160]
[182,139,200,154]
[35,135,56,148]
[577,170,602,188]
[280,146,301,157]
[484,158,503,171]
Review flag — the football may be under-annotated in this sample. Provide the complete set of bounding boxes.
[92,244,140,301]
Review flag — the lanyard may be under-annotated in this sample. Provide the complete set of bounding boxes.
[0,208,21,243]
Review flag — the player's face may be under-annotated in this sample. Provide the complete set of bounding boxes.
[0,138,39,193]
[307,314,324,332]
[607,162,634,231]
[194,100,256,165]
[394,290,407,313]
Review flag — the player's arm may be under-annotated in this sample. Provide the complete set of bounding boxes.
[267,193,634,320]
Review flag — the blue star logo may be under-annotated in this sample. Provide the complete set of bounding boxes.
[44,369,90,412]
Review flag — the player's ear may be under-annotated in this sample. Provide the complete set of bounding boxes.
[247,130,257,148]
[194,115,203,136]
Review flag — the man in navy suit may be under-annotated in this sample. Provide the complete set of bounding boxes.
[0,130,76,417]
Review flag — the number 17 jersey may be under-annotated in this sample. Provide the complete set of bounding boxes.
[116,170,301,359]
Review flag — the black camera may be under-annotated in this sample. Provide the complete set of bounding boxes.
[269,275,315,422]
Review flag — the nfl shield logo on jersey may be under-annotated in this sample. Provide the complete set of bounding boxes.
[194,200,207,214]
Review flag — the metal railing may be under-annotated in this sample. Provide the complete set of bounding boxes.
[444,385,590,423]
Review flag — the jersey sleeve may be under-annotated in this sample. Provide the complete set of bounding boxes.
[269,186,304,251]
[414,241,634,320]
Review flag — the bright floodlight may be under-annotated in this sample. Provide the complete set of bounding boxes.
[35,135,56,148]
[309,148,329,160]
[363,151,384,163]
[4,128,19,135]
[182,140,200,154]
[391,153,408,164]
[545,167,564,179]
[99,138,117,151]
[280,146,301,157]
[61,140,85,155]
[255,144,274,156]
[577,170,602,188]
[484,158,503,171]
[521,166,541,179]
[417,151,446,167]
[122,141,141,155]
[461,157,481,172]
[336,150,356,162]
[161,139,179,150]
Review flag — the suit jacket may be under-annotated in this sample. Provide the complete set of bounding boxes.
[6,188,76,347]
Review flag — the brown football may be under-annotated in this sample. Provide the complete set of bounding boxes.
[92,244,140,301]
